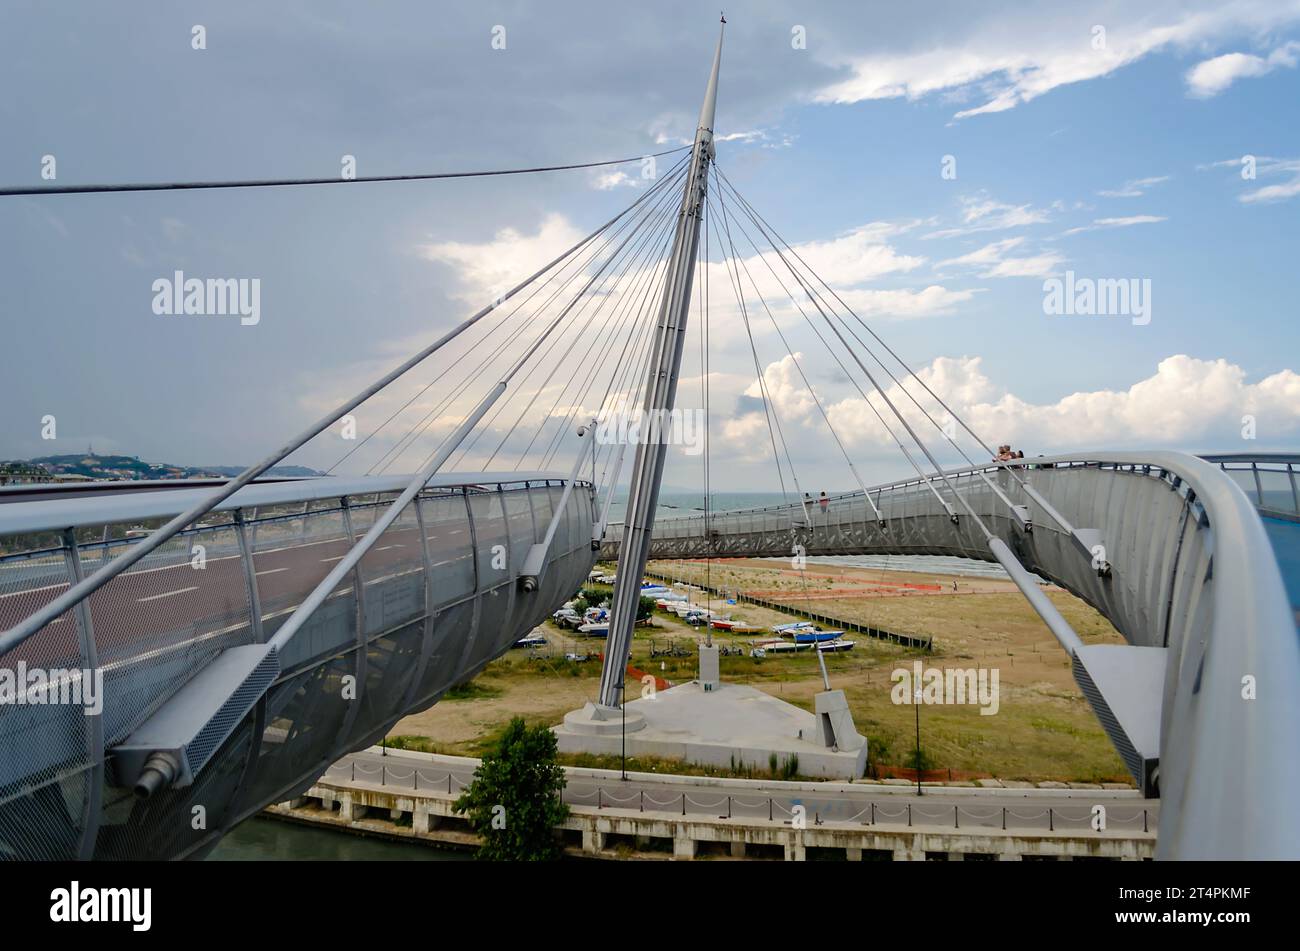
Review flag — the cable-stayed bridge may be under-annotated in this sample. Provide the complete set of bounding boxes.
[1,22,1297,861]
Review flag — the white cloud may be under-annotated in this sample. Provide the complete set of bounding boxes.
[924,193,1051,239]
[650,120,783,149]
[812,1,1300,119]
[715,129,768,144]
[419,213,585,303]
[833,285,980,319]
[1097,175,1171,198]
[697,219,972,337]
[821,354,1300,455]
[743,353,817,421]
[642,351,1300,486]
[761,221,926,286]
[1241,158,1300,203]
[939,237,1064,279]
[1202,155,1300,203]
[1061,215,1167,236]
[720,412,778,464]
[592,170,634,190]
[1185,41,1300,97]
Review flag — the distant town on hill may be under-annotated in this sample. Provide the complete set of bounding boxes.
[0,452,324,485]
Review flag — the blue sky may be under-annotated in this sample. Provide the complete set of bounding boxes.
[2,1,1298,490]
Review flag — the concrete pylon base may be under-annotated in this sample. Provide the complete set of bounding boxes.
[698,644,720,691]
[554,682,867,779]
[814,689,866,753]
[561,701,647,736]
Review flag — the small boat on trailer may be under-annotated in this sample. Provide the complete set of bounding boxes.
[750,637,855,656]
[726,622,765,635]
[793,628,845,644]
[513,630,549,648]
[641,581,688,599]
[751,637,801,653]
[673,602,724,618]
[816,638,855,653]
[773,621,816,635]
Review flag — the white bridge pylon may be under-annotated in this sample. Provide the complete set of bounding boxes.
[599,21,725,708]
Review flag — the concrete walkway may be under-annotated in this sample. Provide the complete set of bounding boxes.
[270,747,1157,860]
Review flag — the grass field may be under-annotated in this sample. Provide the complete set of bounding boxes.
[388,558,1133,784]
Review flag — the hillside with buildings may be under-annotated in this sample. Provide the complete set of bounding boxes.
[0,453,323,485]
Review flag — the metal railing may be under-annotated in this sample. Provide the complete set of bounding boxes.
[323,761,1153,835]
[1201,453,1300,519]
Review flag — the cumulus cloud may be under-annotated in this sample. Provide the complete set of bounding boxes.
[742,352,818,420]
[818,354,1300,456]
[776,221,926,285]
[1185,41,1300,97]
[673,351,1300,487]
[700,218,975,332]
[419,213,585,303]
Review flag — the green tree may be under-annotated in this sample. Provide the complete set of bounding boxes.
[636,594,657,622]
[453,717,569,860]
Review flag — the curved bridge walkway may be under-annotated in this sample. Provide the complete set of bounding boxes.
[602,452,1300,860]
[0,473,596,860]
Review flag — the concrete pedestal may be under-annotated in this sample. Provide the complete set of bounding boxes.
[699,644,720,692]
[561,700,646,736]
[814,689,866,753]
[554,682,867,779]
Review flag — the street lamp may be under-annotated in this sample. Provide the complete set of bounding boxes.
[913,685,923,797]
[617,675,627,781]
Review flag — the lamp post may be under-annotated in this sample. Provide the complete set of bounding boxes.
[618,675,628,781]
[913,685,923,797]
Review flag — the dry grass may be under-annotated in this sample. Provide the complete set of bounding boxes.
[389,558,1133,783]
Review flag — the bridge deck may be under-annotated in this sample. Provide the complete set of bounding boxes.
[0,474,595,860]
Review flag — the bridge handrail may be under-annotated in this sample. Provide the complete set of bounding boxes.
[607,451,1297,524]
[0,471,582,538]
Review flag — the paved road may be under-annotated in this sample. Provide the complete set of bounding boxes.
[337,749,1158,836]
[0,500,535,668]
